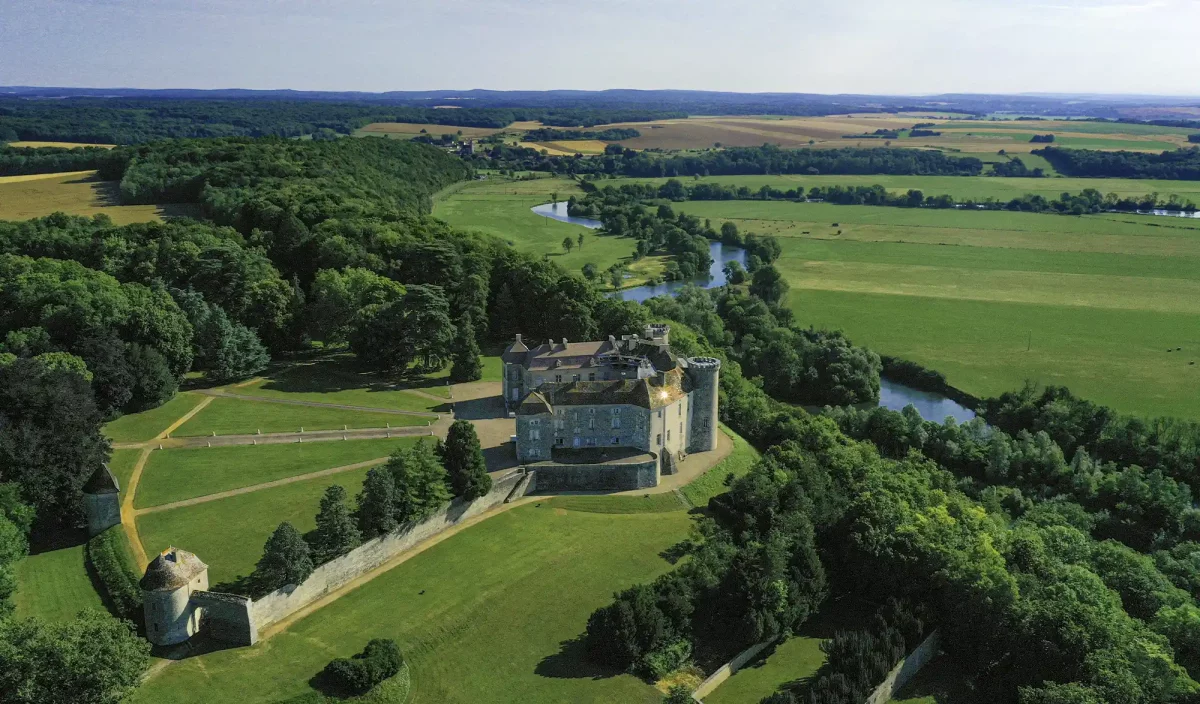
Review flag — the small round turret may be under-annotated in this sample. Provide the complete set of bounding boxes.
[141,547,209,646]
[684,357,721,453]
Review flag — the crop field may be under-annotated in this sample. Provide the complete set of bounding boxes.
[13,544,106,622]
[171,396,427,437]
[602,173,1200,202]
[6,141,117,149]
[354,122,501,139]
[433,177,668,286]
[669,199,1200,418]
[134,437,424,509]
[0,170,197,224]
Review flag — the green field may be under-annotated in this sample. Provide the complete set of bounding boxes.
[172,397,427,437]
[137,465,375,585]
[133,503,688,704]
[660,199,1200,418]
[103,392,207,443]
[233,354,453,410]
[13,544,106,622]
[704,634,826,704]
[108,448,141,503]
[433,178,668,287]
[602,173,1200,202]
[680,426,761,507]
[134,437,424,509]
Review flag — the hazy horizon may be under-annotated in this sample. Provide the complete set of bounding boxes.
[3,0,1198,96]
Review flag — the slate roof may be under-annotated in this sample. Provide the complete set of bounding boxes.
[517,368,690,414]
[140,548,207,591]
[82,463,119,495]
[503,334,677,373]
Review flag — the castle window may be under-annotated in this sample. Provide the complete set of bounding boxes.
[657,433,662,446]
[611,415,621,429]
[588,408,596,415]
[657,409,663,418]
[589,373,596,381]
[555,374,562,383]
[529,428,540,441]
[587,437,597,446]
[530,419,540,425]
[680,423,683,436]
[667,430,671,442]
[611,436,620,445]
[573,374,580,382]
[588,418,595,430]
[679,405,682,416]
[702,419,710,429]
[555,438,564,446]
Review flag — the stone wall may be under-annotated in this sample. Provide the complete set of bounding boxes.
[250,469,528,630]
[83,492,121,537]
[863,630,941,704]
[192,591,257,646]
[529,458,658,491]
[691,637,778,702]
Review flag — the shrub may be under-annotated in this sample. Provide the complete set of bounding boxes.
[86,526,143,622]
[640,638,693,680]
[320,639,404,696]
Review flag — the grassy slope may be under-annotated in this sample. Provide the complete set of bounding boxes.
[681,426,761,507]
[172,397,426,437]
[132,505,686,704]
[103,392,207,443]
[134,437,424,509]
[432,177,667,287]
[703,635,825,704]
[669,200,1200,418]
[136,465,375,585]
[13,544,106,621]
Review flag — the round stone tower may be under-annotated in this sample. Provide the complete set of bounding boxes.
[140,547,209,646]
[685,356,721,453]
[81,463,122,536]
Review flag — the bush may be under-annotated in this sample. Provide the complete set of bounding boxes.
[320,639,404,696]
[640,638,693,680]
[86,526,143,622]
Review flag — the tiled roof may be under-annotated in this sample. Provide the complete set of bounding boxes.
[140,548,207,591]
[82,463,119,495]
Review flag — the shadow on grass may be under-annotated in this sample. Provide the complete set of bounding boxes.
[151,631,245,661]
[659,538,694,565]
[452,394,505,421]
[535,635,626,680]
[27,525,89,555]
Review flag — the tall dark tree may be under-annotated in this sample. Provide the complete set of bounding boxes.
[440,420,492,501]
[749,265,789,306]
[252,522,314,592]
[350,285,454,374]
[309,485,361,564]
[449,315,482,383]
[388,441,451,524]
[356,467,398,538]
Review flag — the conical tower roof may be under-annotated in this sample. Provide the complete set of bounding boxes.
[140,547,207,591]
[82,463,119,495]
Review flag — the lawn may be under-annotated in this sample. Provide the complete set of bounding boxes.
[665,199,1200,418]
[103,392,208,443]
[134,437,424,509]
[108,448,142,503]
[433,178,667,286]
[132,503,690,704]
[233,368,444,414]
[136,465,376,586]
[13,544,106,622]
[703,634,826,704]
[171,397,427,437]
[680,426,761,507]
[0,170,197,224]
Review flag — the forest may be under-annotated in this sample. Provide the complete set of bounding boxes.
[1036,146,1200,180]
[0,144,124,176]
[521,127,642,141]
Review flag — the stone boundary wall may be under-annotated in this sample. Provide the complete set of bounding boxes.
[250,469,529,630]
[691,637,778,702]
[191,591,256,646]
[864,630,941,704]
[531,459,657,491]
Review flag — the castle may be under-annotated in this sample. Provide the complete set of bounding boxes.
[502,324,720,490]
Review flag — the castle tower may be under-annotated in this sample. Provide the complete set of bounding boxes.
[81,463,121,536]
[140,548,209,646]
[685,356,721,453]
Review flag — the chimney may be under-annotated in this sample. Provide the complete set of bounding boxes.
[515,334,522,344]
[608,335,616,345]
[657,370,668,385]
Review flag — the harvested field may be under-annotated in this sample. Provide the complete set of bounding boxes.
[354,122,501,139]
[0,170,197,224]
[6,141,117,149]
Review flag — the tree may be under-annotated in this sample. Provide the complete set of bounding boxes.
[582,263,599,280]
[449,315,482,383]
[350,285,454,374]
[0,513,28,616]
[356,466,397,538]
[309,485,361,564]
[577,232,585,250]
[123,342,178,412]
[440,420,492,501]
[253,522,314,592]
[749,265,789,306]
[0,610,150,704]
[308,268,405,344]
[388,442,451,524]
[723,260,746,285]
[562,237,575,254]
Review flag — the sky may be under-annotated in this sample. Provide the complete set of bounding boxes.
[2,0,1197,96]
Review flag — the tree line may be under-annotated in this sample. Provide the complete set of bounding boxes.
[522,127,641,141]
[1036,146,1200,180]
[0,145,124,177]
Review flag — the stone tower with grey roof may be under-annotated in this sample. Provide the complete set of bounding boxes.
[81,463,122,536]
[141,547,209,646]
[502,324,720,489]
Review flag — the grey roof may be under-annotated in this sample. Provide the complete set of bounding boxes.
[517,368,691,414]
[140,548,207,591]
[504,334,677,373]
[82,463,119,495]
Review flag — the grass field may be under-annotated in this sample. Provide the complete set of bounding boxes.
[231,356,446,413]
[103,392,208,443]
[171,397,427,437]
[133,503,687,704]
[0,170,197,224]
[354,122,501,140]
[108,448,141,503]
[13,543,106,622]
[137,464,375,585]
[134,437,424,509]
[680,426,760,507]
[602,173,1200,202]
[433,177,668,286]
[703,634,825,704]
[6,141,117,149]
[666,199,1200,418]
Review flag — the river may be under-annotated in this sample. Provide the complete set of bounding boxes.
[530,200,973,423]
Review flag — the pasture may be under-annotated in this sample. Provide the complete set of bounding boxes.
[133,437,424,509]
[171,396,427,437]
[13,544,106,622]
[0,170,195,224]
[670,199,1200,418]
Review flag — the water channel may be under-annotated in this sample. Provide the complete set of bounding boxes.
[531,200,975,423]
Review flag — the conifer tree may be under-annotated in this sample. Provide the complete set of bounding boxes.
[356,466,397,538]
[388,441,451,524]
[310,485,361,563]
[450,315,482,383]
[253,522,314,592]
[441,420,492,501]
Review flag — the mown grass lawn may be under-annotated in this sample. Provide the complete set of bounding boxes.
[134,437,426,509]
[103,392,207,443]
[703,634,826,704]
[133,503,689,704]
[681,426,761,508]
[232,356,448,412]
[136,465,375,586]
[172,397,428,437]
[108,448,142,504]
[13,543,106,622]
